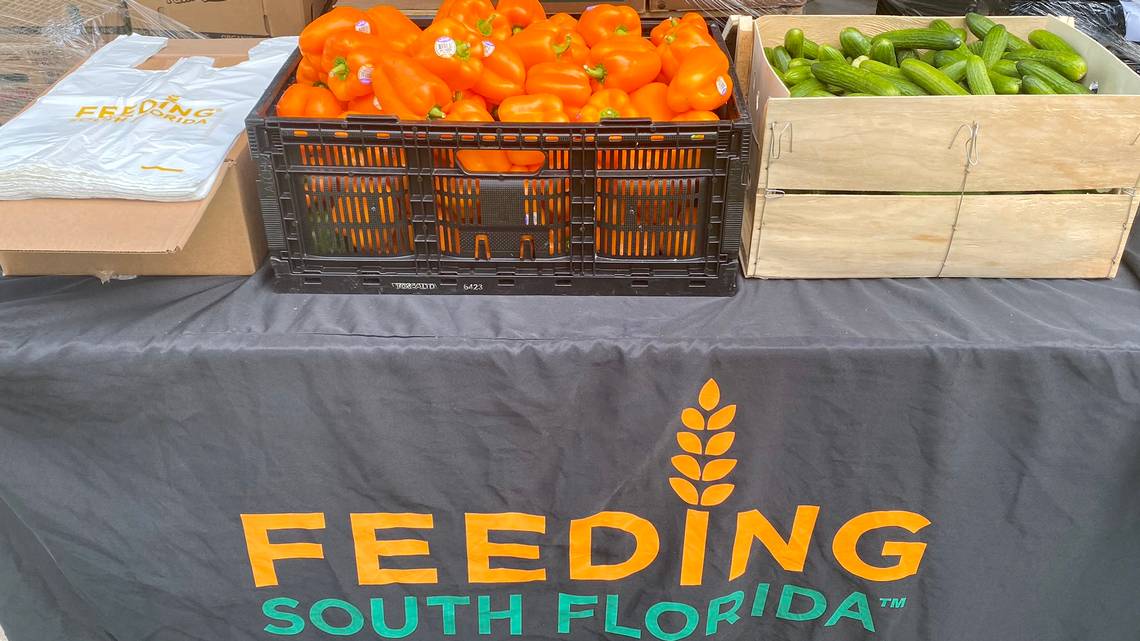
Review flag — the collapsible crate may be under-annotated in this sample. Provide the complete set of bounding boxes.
[246,22,750,295]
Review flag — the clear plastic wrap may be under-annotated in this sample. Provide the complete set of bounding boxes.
[649,0,808,18]
[0,0,202,124]
[1009,1,1140,72]
[873,0,1009,17]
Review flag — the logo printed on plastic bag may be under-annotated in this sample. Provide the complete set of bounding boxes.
[434,37,458,58]
[73,95,220,126]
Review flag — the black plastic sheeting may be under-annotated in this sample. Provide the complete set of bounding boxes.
[0,228,1138,641]
[1010,0,1140,72]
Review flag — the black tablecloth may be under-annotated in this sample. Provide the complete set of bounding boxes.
[1,229,1139,641]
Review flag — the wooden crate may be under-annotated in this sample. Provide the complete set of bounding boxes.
[739,15,1140,279]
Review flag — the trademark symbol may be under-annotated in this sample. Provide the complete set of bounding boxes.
[879,597,907,609]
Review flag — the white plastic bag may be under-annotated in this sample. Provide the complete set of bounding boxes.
[0,34,297,202]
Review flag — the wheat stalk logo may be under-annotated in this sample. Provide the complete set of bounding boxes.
[669,378,737,508]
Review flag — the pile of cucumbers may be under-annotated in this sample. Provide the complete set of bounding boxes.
[766,13,1092,97]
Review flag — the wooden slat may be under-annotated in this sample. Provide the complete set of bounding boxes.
[942,193,1136,278]
[750,16,1140,193]
[751,194,958,278]
[747,192,1137,279]
[733,16,755,97]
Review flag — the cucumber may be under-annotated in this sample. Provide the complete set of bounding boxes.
[783,65,814,85]
[965,13,1034,51]
[991,59,1019,76]
[785,28,805,59]
[935,49,968,67]
[811,61,901,96]
[872,29,962,51]
[968,41,986,55]
[871,39,898,67]
[817,44,846,63]
[803,38,820,59]
[918,50,939,66]
[1021,74,1056,94]
[965,55,995,95]
[845,93,873,96]
[773,46,792,72]
[901,59,970,95]
[851,55,870,68]
[789,78,826,97]
[928,19,955,33]
[839,28,873,58]
[788,58,812,68]
[763,47,776,66]
[954,28,969,43]
[857,59,907,80]
[989,70,1021,94]
[1004,49,1088,81]
[981,24,1008,68]
[880,75,929,96]
[1015,60,1091,93]
[939,59,968,83]
[806,89,836,97]
[897,49,920,64]
[1028,29,1077,55]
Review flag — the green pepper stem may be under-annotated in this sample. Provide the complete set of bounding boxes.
[477,14,497,37]
[427,106,447,120]
[552,34,572,56]
[599,107,620,119]
[330,58,349,81]
[456,41,472,60]
[583,64,606,81]
[615,25,628,36]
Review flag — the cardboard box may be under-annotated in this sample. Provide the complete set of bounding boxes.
[335,0,647,15]
[0,39,269,278]
[739,15,1140,280]
[133,0,331,37]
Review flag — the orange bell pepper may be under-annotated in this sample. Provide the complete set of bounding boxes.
[649,13,707,46]
[414,17,485,91]
[346,94,384,115]
[445,99,513,173]
[498,94,569,165]
[583,36,661,93]
[372,54,453,120]
[299,7,376,60]
[547,13,578,30]
[296,56,323,86]
[524,61,592,109]
[657,23,716,80]
[508,21,588,68]
[438,0,510,42]
[364,6,422,53]
[277,84,344,118]
[510,163,542,173]
[577,88,634,121]
[472,44,526,104]
[576,4,642,47]
[451,91,489,111]
[496,0,546,33]
[629,82,675,121]
[667,46,733,112]
[321,34,387,101]
[673,110,719,121]
[412,18,486,91]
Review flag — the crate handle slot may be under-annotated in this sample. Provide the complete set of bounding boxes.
[455,153,545,175]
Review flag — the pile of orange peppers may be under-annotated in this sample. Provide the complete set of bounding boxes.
[277,2,734,125]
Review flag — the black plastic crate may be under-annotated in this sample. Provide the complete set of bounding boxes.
[246,21,751,295]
